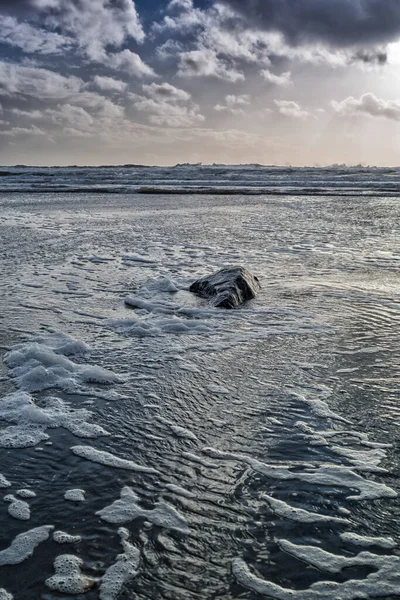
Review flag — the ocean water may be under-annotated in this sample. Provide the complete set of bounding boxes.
[0,166,399,599]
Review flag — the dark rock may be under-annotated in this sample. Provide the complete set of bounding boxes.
[189,267,260,309]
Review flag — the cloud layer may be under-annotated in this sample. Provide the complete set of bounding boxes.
[0,0,399,165]
[221,0,400,47]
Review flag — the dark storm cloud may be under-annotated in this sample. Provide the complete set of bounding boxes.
[220,0,400,47]
[0,0,36,14]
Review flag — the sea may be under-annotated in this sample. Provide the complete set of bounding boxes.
[0,164,399,599]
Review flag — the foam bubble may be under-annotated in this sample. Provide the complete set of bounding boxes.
[291,392,350,424]
[182,451,219,469]
[143,277,178,293]
[64,489,86,502]
[53,531,82,544]
[0,392,109,449]
[207,384,230,395]
[165,484,196,499]
[0,525,54,565]
[122,254,155,264]
[71,446,158,474]
[45,555,95,594]
[4,333,121,394]
[108,313,215,338]
[4,495,30,520]
[99,528,140,600]
[16,489,36,499]
[203,447,397,501]
[0,475,11,488]
[97,486,189,535]
[340,532,396,549]
[262,494,349,525]
[233,543,400,600]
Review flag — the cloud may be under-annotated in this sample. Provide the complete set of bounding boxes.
[0,124,47,137]
[133,98,205,127]
[155,0,371,81]
[0,15,72,54]
[107,50,156,77]
[0,0,144,61]
[214,94,250,114]
[142,82,191,103]
[274,100,310,119]
[261,69,292,86]
[0,61,84,98]
[93,76,127,93]
[178,48,244,82]
[132,81,204,127]
[221,0,400,48]
[332,93,400,121]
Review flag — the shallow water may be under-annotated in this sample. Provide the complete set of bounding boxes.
[0,187,399,599]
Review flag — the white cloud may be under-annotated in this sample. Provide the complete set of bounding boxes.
[155,0,377,87]
[93,76,127,92]
[274,100,310,119]
[39,0,144,61]
[331,93,400,121]
[178,49,244,82]
[261,69,292,86]
[107,50,156,77]
[132,81,204,127]
[0,125,47,137]
[142,82,191,102]
[11,108,44,119]
[0,61,84,99]
[133,97,204,127]
[214,94,250,114]
[0,16,72,55]
[156,39,184,60]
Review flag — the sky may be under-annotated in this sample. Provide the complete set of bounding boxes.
[1,0,400,166]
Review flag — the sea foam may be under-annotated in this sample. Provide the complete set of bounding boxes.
[0,526,54,566]
[99,528,140,600]
[0,392,109,448]
[97,486,189,535]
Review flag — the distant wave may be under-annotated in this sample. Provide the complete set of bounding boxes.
[1,165,400,196]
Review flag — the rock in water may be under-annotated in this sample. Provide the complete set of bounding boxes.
[189,267,260,308]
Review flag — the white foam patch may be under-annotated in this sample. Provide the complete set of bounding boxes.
[330,445,387,473]
[16,489,36,499]
[262,494,349,525]
[99,528,140,600]
[122,254,155,264]
[295,423,390,473]
[340,532,396,549]
[53,531,82,544]
[142,277,178,293]
[0,392,109,448]
[64,489,86,502]
[156,415,197,440]
[4,495,30,520]
[233,543,400,600]
[182,451,219,469]
[165,484,196,499]
[207,384,230,395]
[71,446,158,474]
[0,590,13,600]
[45,555,95,594]
[291,393,350,424]
[97,486,189,535]
[203,447,397,501]
[0,525,54,565]
[108,314,215,338]
[0,475,11,488]
[170,425,198,440]
[4,333,121,394]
